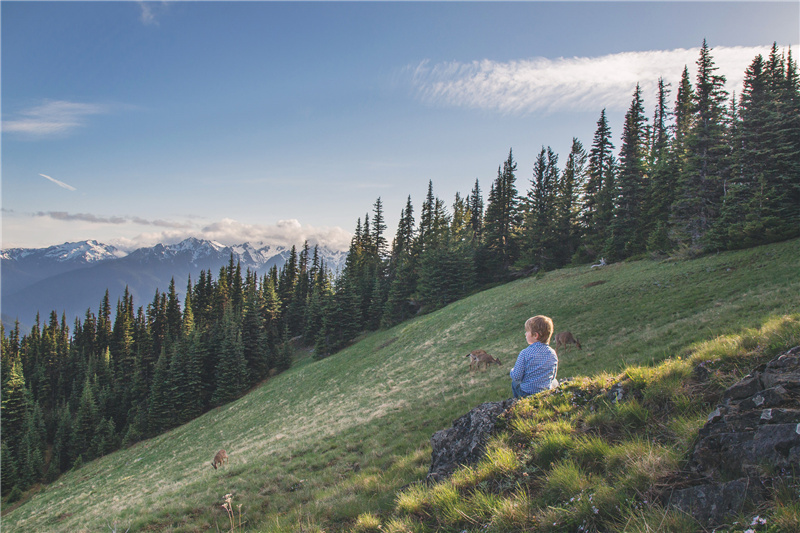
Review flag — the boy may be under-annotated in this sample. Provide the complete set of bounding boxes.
[510,315,559,398]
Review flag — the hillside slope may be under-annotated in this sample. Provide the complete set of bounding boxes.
[2,239,799,532]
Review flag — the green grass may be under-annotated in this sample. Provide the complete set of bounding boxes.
[2,238,799,532]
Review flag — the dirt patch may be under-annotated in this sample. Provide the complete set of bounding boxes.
[583,280,608,288]
[377,337,399,351]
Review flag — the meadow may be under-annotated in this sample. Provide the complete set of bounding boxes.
[2,238,799,532]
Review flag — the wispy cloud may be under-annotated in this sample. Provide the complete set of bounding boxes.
[409,45,784,114]
[138,1,168,26]
[34,211,192,229]
[3,100,108,138]
[38,174,77,191]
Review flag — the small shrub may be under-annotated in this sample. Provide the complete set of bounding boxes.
[352,512,382,532]
[607,440,679,493]
[615,503,699,532]
[6,486,23,503]
[383,516,425,533]
[541,460,595,505]
[571,436,611,474]
[614,399,650,429]
[395,483,428,516]
[488,490,536,530]
[533,430,575,467]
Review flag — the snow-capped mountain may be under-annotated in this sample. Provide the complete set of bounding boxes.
[1,239,122,263]
[1,238,347,329]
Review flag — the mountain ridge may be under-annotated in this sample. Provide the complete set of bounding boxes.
[1,237,347,328]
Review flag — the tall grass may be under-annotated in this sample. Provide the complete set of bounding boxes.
[2,238,798,532]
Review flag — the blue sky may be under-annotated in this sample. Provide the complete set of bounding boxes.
[2,1,798,252]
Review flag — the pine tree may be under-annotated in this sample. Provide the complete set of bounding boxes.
[211,312,247,405]
[72,376,99,461]
[673,40,729,250]
[147,347,175,434]
[580,110,616,261]
[646,78,677,253]
[241,289,268,384]
[468,179,484,244]
[523,146,560,269]
[608,84,649,259]
[726,44,800,245]
[1,441,19,493]
[555,138,587,266]
[2,359,29,454]
[483,149,521,276]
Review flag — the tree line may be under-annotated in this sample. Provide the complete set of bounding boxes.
[2,41,798,500]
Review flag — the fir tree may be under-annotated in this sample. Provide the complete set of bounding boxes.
[673,40,729,250]
[608,84,649,259]
[581,110,617,261]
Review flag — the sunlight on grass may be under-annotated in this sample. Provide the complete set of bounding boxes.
[4,240,799,532]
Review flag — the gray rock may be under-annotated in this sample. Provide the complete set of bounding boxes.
[670,478,764,525]
[426,399,515,483]
[668,346,800,525]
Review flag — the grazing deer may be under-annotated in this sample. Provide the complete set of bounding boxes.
[466,349,502,371]
[211,449,228,470]
[553,332,582,352]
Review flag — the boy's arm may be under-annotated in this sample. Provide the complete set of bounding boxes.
[510,351,526,382]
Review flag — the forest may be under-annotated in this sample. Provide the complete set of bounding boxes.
[1,41,798,501]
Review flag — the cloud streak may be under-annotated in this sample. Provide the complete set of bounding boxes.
[35,211,192,229]
[409,45,784,114]
[138,1,168,26]
[38,174,77,191]
[4,100,108,137]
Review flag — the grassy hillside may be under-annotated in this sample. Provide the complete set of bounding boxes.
[2,238,799,532]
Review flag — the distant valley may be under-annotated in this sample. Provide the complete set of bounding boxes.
[1,238,347,329]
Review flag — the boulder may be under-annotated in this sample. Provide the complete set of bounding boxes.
[669,346,800,525]
[426,399,515,483]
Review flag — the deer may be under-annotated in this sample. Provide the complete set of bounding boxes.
[211,449,228,470]
[466,349,502,371]
[553,332,582,352]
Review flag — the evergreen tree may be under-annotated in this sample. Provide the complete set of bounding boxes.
[241,289,268,384]
[608,84,649,259]
[672,40,729,250]
[2,359,29,454]
[147,347,175,434]
[646,78,677,253]
[483,149,521,277]
[580,110,617,261]
[555,138,587,266]
[1,440,18,493]
[468,179,484,244]
[523,146,560,269]
[71,376,99,462]
[210,312,247,405]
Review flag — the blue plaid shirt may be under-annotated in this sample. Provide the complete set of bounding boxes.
[510,341,559,395]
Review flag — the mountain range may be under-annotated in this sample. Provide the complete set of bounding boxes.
[1,238,347,330]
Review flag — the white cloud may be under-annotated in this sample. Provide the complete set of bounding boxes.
[138,1,169,26]
[38,174,77,191]
[110,218,351,252]
[409,45,787,114]
[3,100,108,138]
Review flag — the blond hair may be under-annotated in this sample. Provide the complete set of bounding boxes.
[525,315,554,345]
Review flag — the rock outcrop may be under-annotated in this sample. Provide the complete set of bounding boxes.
[668,346,800,525]
[426,399,515,483]
[425,347,800,527]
